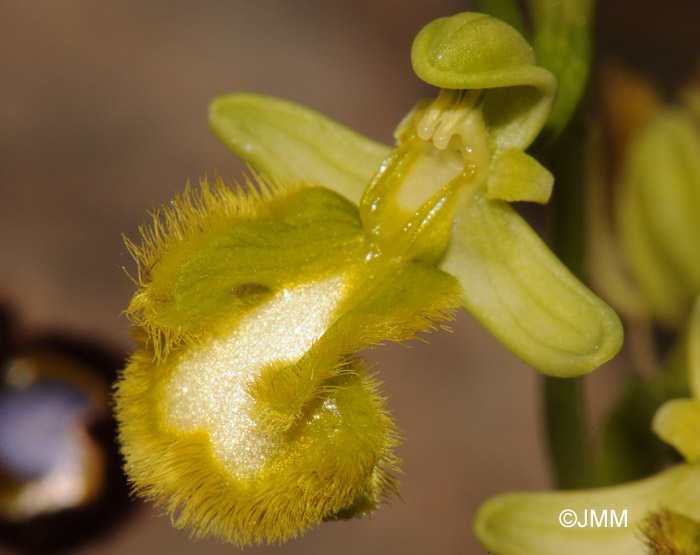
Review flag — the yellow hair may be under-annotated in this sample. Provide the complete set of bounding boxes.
[115,176,459,545]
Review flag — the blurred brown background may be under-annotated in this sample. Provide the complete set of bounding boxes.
[2,1,699,554]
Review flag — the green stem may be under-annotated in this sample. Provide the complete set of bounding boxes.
[479,0,599,490]
[543,115,594,489]
[542,376,593,489]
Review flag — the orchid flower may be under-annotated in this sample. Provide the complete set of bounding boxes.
[475,297,700,554]
[114,12,622,546]
[618,96,700,329]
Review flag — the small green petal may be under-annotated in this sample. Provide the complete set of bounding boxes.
[487,148,554,203]
[441,190,623,377]
[653,399,700,462]
[475,463,700,555]
[209,93,390,204]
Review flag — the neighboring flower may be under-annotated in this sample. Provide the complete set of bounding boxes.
[618,97,700,328]
[115,12,622,546]
[591,67,700,330]
[653,296,700,462]
[474,297,700,554]
[0,320,130,554]
[583,73,700,490]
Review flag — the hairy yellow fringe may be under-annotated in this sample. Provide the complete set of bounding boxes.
[123,174,299,359]
[116,171,462,546]
[115,348,400,546]
[640,508,700,554]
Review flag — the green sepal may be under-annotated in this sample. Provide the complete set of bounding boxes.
[487,148,553,203]
[411,12,556,154]
[475,463,700,555]
[440,189,623,377]
[209,93,390,204]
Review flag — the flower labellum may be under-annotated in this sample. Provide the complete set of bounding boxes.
[115,174,461,545]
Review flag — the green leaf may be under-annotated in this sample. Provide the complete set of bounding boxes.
[475,463,700,555]
[209,93,390,204]
[440,189,623,377]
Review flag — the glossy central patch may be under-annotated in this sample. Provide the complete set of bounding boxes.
[162,275,347,479]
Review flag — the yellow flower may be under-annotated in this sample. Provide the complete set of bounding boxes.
[619,100,700,328]
[115,12,622,546]
[116,171,460,546]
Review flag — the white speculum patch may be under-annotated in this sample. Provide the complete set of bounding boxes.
[162,274,347,480]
